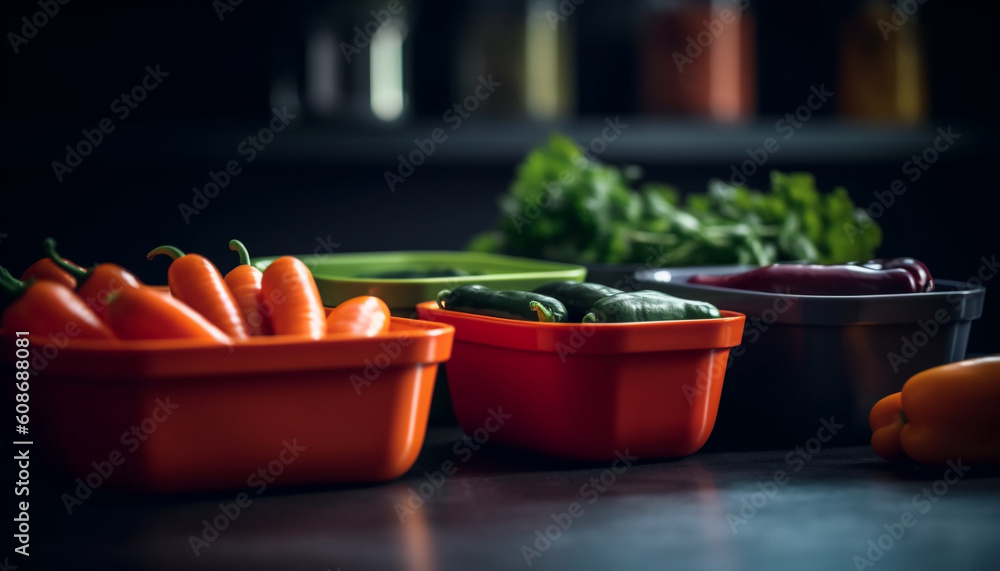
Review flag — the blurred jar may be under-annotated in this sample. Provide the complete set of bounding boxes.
[283,0,415,124]
[456,0,575,119]
[838,0,927,123]
[638,0,756,121]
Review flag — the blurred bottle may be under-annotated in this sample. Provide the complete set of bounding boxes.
[525,0,576,119]
[288,0,414,123]
[638,0,756,121]
[456,0,575,119]
[839,0,927,123]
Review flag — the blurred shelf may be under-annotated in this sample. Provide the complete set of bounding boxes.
[5,118,988,169]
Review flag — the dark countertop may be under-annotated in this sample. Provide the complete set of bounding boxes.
[24,427,1000,571]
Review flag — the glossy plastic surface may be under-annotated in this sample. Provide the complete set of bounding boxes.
[634,266,987,446]
[252,251,586,316]
[416,301,745,460]
[2,317,453,492]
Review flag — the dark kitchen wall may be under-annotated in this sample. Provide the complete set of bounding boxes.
[1,0,997,352]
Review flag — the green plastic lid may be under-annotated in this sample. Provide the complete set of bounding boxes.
[252,251,586,314]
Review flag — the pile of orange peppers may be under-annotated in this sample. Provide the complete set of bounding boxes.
[0,238,391,344]
[870,356,1000,466]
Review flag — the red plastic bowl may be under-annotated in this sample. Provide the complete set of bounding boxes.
[3,316,453,492]
[416,301,745,461]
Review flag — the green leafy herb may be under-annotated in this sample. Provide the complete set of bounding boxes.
[469,134,882,266]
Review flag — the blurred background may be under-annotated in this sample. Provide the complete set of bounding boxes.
[1,0,997,352]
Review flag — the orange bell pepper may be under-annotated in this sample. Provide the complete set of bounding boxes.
[870,355,1000,465]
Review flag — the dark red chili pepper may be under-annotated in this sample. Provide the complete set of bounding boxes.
[862,258,934,292]
[1,266,115,340]
[689,262,920,295]
[45,238,143,319]
[21,257,82,290]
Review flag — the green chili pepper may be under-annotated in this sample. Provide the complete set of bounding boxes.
[582,290,721,323]
[437,284,569,322]
[531,281,623,322]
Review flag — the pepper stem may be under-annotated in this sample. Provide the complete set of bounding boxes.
[0,266,28,306]
[44,238,89,281]
[582,313,597,323]
[530,301,555,322]
[436,289,452,309]
[147,245,186,261]
[229,240,251,266]
[900,410,908,425]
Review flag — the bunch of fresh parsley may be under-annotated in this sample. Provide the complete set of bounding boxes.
[468,134,881,266]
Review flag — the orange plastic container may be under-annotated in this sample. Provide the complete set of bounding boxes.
[416,301,745,461]
[2,316,453,492]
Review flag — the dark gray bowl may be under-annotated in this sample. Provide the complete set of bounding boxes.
[633,265,986,447]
